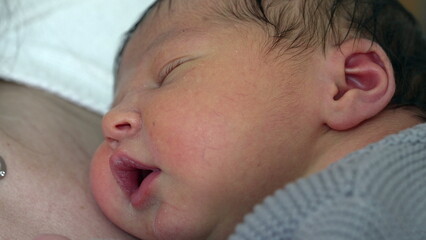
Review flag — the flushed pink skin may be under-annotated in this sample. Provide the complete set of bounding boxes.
[90,1,319,240]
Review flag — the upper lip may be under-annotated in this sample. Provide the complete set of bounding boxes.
[109,152,160,197]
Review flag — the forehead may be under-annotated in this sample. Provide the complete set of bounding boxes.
[115,0,233,82]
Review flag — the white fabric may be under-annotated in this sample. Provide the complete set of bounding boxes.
[0,0,155,114]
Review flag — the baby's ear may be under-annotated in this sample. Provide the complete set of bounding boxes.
[320,38,395,130]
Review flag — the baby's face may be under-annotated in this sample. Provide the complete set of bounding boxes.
[91,1,316,239]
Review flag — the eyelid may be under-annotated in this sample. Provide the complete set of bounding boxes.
[158,57,192,84]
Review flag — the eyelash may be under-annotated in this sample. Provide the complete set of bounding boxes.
[158,58,188,84]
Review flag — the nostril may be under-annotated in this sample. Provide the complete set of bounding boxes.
[102,110,141,142]
[115,123,132,131]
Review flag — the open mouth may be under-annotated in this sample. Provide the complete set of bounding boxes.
[109,154,160,197]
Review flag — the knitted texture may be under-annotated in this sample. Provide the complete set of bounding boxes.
[230,123,426,240]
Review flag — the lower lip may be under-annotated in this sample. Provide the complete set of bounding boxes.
[130,170,161,208]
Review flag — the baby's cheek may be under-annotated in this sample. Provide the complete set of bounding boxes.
[90,144,121,222]
[151,112,231,172]
[90,145,108,204]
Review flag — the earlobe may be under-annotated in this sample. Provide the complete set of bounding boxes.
[323,39,395,130]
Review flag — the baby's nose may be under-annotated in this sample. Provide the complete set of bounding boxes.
[102,108,142,148]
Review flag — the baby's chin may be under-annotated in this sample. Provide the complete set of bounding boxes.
[151,204,219,240]
[153,197,246,240]
[101,199,214,240]
[120,199,223,240]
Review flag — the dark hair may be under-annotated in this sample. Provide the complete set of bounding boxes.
[218,0,426,119]
[116,0,426,119]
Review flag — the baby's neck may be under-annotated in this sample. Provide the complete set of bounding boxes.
[306,108,423,176]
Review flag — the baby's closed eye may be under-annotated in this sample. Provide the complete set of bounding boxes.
[157,56,200,86]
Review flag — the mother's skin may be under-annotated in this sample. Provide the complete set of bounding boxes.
[0,81,136,239]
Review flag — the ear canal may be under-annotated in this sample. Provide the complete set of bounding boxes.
[334,52,386,100]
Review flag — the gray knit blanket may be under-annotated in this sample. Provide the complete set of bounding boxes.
[230,123,426,240]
